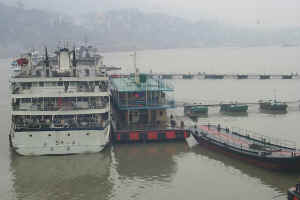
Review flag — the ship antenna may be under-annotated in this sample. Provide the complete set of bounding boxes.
[130,50,138,82]
[133,51,137,75]
[72,47,77,67]
[273,89,277,102]
[45,47,49,66]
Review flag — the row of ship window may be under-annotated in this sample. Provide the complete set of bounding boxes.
[13,81,107,88]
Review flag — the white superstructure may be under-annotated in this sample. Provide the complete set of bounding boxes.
[9,47,111,156]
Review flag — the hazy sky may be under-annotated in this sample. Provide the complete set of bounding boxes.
[2,0,300,27]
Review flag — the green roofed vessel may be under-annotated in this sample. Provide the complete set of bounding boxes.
[220,103,248,113]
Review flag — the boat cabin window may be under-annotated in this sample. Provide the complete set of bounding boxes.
[51,82,57,87]
[77,97,89,102]
[45,82,52,87]
[70,81,77,86]
[21,98,31,103]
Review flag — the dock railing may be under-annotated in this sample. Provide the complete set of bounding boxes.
[231,127,296,150]
[191,123,297,151]
[191,124,257,153]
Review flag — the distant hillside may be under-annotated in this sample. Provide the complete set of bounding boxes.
[0,3,299,58]
[75,9,300,50]
[0,2,85,57]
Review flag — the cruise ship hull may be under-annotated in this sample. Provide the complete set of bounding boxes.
[10,125,110,156]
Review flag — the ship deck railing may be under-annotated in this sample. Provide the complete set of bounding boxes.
[230,126,296,150]
[110,77,174,92]
[117,99,175,109]
[13,102,108,112]
[11,85,108,95]
[10,65,108,79]
[13,120,109,132]
[191,123,297,155]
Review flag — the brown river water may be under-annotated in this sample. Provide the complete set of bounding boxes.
[1,46,300,200]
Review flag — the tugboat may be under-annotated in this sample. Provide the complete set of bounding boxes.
[288,182,300,200]
[259,100,288,112]
[9,46,111,156]
[191,124,300,171]
[184,104,208,117]
[220,103,248,113]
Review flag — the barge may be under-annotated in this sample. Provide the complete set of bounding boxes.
[191,124,300,171]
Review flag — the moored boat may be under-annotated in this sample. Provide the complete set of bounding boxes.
[204,74,224,79]
[9,47,111,156]
[282,75,293,79]
[260,75,270,79]
[237,74,248,79]
[184,105,208,117]
[191,124,300,171]
[288,182,300,200]
[220,103,248,113]
[259,100,288,112]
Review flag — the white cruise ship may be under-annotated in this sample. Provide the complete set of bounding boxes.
[9,47,111,156]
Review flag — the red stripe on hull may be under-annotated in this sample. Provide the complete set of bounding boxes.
[184,131,189,138]
[147,131,158,140]
[113,129,189,143]
[129,132,140,141]
[116,134,121,141]
[166,131,176,139]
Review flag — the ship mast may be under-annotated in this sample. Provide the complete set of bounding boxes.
[132,51,140,84]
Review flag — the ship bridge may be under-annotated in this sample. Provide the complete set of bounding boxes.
[110,74,175,130]
[110,75,174,110]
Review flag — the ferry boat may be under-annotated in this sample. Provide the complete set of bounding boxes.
[220,103,248,113]
[191,124,300,171]
[259,99,288,112]
[9,47,111,156]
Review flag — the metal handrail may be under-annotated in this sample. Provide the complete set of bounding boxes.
[191,123,297,150]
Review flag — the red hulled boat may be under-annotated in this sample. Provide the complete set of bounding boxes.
[191,124,300,171]
[288,183,300,200]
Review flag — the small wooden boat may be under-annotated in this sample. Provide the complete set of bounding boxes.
[191,124,300,171]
